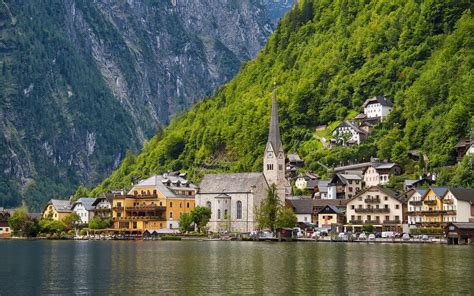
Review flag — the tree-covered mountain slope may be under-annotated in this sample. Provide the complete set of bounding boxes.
[0,0,291,210]
[92,0,474,196]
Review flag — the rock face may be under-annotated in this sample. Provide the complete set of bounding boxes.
[260,0,296,24]
[0,0,291,209]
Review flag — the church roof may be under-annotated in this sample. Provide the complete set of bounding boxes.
[268,85,283,153]
[198,173,266,194]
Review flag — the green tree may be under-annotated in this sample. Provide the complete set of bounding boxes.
[73,185,91,201]
[362,224,375,233]
[88,216,112,229]
[62,212,82,229]
[178,212,194,233]
[191,206,212,233]
[8,209,30,237]
[276,208,298,228]
[257,184,281,231]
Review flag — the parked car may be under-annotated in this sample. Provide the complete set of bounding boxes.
[293,227,304,237]
[368,234,376,241]
[382,231,395,238]
[338,233,348,241]
[359,233,367,240]
[421,235,429,241]
[375,232,382,238]
[402,233,411,241]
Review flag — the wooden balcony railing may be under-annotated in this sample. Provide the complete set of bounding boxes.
[125,206,166,212]
[355,208,390,213]
[383,220,401,224]
[113,216,166,222]
[409,201,422,206]
[443,199,454,204]
[424,200,437,206]
[364,197,380,203]
[365,220,381,224]
[349,220,363,224]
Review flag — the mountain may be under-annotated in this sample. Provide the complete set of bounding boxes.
[0,0,293,210]
[261,0,296,24]
[93,0,473,197]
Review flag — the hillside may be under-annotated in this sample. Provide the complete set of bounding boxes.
[0,0,293,210]
[92,0,474,196]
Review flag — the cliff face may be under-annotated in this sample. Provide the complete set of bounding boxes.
[0,0,290,209]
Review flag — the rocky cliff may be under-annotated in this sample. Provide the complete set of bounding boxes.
[0,0,290,209]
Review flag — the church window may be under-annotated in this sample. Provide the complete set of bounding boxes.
[206,201,212,209]
[278,164,283,171]
[267,164,273,170]
[224,209,228,217]
[236,201,242,219]
[217,209,221,219]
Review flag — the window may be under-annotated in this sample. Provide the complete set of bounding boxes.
[170,202,173,207]
[395,215,399,221]
[160,223,163,229]
[358,197,362,201]
[267,164,273,170]
[170,224,173,229]
[385,216,389,221]
[279,164,283,171]
[351,215,355,221]
[187,202,190,208]
[351,205,355,209]
[160,201,163,206]
[385,205,389,209]
[206,201,212,209]
[224,209,228,217]
[117,212,121,218]
[169,212,173,219]
[358,205,362,209]
[349,187,353,192]
[304,217,307,222]
[236,201,242,219]
[395,205,400,209]
[180,202,182,208]
[218,209,221,219]
[376,216,380,221]
[384,196,388,201]
[132,222,137,229]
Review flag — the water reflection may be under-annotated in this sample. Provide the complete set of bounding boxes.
[0,241,473,295]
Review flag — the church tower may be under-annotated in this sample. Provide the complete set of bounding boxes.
[263,84,287,200]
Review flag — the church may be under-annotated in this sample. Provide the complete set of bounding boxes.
[196,85,289,232]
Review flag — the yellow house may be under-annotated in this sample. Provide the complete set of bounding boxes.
[420,187,449,226]
[317,205,344,231]
[42,199,72,221]
[112,173,197,233]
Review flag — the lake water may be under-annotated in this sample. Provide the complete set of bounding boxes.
[0,240,473,295]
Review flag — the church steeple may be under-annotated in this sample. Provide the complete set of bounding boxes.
[263,83,286,200]
[268,83,283,153]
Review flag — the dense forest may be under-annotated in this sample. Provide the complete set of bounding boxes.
[91,0,474,196]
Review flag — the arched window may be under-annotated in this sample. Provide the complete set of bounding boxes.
[217,209,221,220]
[206,201,212,209]
[236,201,242,219]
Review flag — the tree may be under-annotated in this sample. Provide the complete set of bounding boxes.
[276,208,298,228]
[73,185,90,201]
[362,224,375,233]
[62,212,81,229]
[8,209,30,237]
[178,212,194,233]
[257,184,281,231]
[88,216,112,229]
[191,206,212,233]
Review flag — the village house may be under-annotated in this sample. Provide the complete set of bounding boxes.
[454,137,473,162]
[407,187,448,228]
[0,208,11,239]
[71,198,97,224]
[441,188,474,223]
[196,173,269,233]
[331,121,368,146]
[445,222,474,245]
[327,172,363,199]
[345,186,406,232]
[317,205,345,232]
[363,162,402,186]
[295,172,319,192]
[286,198,314,224]
[362,96,393,121]
[42,199,72,221]
[314,180,329,199]
[112,173,197,233]
[287,153,304,169]
[403,178,433,191]
[92,196,112,218]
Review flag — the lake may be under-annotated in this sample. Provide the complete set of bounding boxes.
[0,240,473,295]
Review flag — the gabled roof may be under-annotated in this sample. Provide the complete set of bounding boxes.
[348,186,402,203]
[425,187,449,198]
[331,173,362,185]
[317,204,343,215]
[287,153,303,162]
[286,199,314,214]
[333,121,367,135]
[92,196,111,206]
[72,198,97,211]
[129,174,197,197]
[48,199,72,213]
[445,188,474,203]
[454,137,471,148]
[198,173,267,194]
[363,96,393,107]
[316,180,329,193]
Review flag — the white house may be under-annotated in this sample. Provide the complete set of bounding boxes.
[363,162,402,186]
[295,172,319,191]
[196,173,269,233]
[345,186,405,232]
[332,121,368,146]
[286,198,314,224]
[363,96,393,120]
[91,197,112,218]
[71,198,97,224]
[442,188,474,223]
[327,173,363,199]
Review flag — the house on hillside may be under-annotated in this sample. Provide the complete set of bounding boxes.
[92,196,112,218]
[314,180,329,199]
[363,162,402,186]
[363,96,393,121]
[331,121,368,146]
[441,188,474,223]
[327,173,363,199]
[42,199,72,221]
[71,198,97,224]
[454,137,473,162]
[295,172,320,192]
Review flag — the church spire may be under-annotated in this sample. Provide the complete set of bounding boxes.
[268,83,283,153]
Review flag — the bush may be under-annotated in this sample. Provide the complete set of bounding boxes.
[409,228,443,235]
[161,236,182,241]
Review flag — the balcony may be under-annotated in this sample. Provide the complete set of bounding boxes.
[443,199,454,204]
[421,210,446,216]
[409,201,422,206]
[113,206,123,211]
[445,210,457,215]
[364,197,380,203]
[383,220,401,224]
[349,220,363,224]
[355,208,390,214]
[113,216,166,222]
[125,205,166,212]
[365,220,381,224]
[424,200,437,206]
